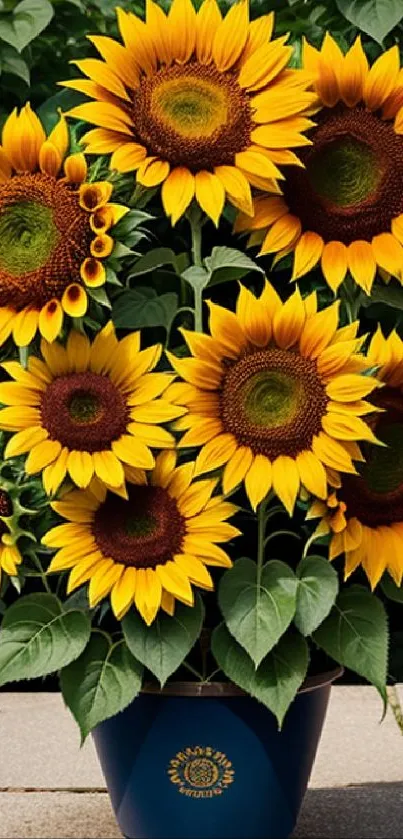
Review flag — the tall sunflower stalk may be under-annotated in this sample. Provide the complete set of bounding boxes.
[0,0,401,738]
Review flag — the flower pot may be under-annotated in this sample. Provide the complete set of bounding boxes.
[93,668,342,839]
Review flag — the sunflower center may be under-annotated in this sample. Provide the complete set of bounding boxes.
[68,392,102,423]
[0,200,60,276]
[307,138,380,208]
[283,105,403,245]
[0,173,92,310]
[340,393,403,527]
[41,371,129,451]
[92,485,185,568]
[221,348,328,458]
[243,370,303,428]
[132,62,253,171]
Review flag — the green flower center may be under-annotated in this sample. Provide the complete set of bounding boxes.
[68,392,102,424]
[153,76,228,138]
[125,513,156,537]
[243,371,303,428]
[307,138,380,208]
[0,200,60,276]
[221,348,328,459]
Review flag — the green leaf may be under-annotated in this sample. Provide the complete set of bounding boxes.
[87,286,112,309]
[218,558,298,667]
[0,593,91,686]
[60,632,143,742]
[113,209,153,237]
[0,0,54,53]
[295,555,339,636]
[122,595,204,686]
[128,248,178,278]
[181,265,210,292]
[313,585,388,698]
[381,574,403,604]
[335,0,402,43]
[212,624,309,728]
[112,287,178,332]
[37,89,87,133]
[0,45,29,84]
[361,283,403,311]
[204,246,264,287]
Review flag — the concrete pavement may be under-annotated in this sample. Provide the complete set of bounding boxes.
[0,687,402,838]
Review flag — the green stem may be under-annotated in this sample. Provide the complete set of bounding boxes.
[31,553,52,594]
[188,213,204,333]
[182,660,204,681]
[18,345,29,370]
[257,501,266,588]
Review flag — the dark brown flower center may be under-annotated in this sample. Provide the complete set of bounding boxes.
[40,371,129,451]
[130,62,253,171]
[340,391,403,526]
[92,484,185,567]
[0,173,93,310]
[221,348,328,458]
[283,105,403,245]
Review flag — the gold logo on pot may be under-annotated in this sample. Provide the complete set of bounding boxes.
[167,746,235,798]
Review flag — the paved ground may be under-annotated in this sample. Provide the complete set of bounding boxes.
[0,687,402,838]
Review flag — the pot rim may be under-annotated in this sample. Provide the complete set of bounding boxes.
[142,666,343,698]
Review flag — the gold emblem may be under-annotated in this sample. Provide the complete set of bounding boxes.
[168,746,235,798]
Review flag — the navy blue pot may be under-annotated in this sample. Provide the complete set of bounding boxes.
[93,669,341,839]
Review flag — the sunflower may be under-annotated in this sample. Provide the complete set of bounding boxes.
[44,451,239,625]
[64,0,316,226]
[0,104,128,347]
[235,36,403,294]
[308,328,403,588]
[166,282,382,514]
[0,323,186,495]
[0,489,22,585]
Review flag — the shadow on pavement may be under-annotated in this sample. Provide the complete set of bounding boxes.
[293,782,403,838]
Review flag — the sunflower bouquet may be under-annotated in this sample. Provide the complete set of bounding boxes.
[0,0,401,743]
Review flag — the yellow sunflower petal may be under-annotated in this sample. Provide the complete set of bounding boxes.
[339,36,368,107]
[272,455,300,515]
[4,426,48,458]
[372,233,403,279]
[260,214,302,255]
[299,301,339,359]
[244,454,272,511]
[326,373,380,402]
[292,232,324,281]
[236,283,271,347]
[321,413,380,445]
[161,167,195,225]
[312,432,356,474]
[89,561,124,608]
[212,0,248,72]
[296,450,327,500]
[156,560,194,606]
[62,284,88,317]
[196,0,222,64]
[12,308,39,347]
[93,450,125,487]
[112,435,155,469]
[38,300,64,343]
[272,286,305,349]
[223,446,253,495]
[364,45,400,111]
[67,451,94,488]
[194,433,238,477]
[347,241,376,295]
[321,241,348,293]
[214,165,253,216]
[111,567,137,620]
[195,170,225,226]
[168,0,196,63]
[39,140,62,177]
[175,554,213,590]
[207,301,248,358]
[25,439,61,474]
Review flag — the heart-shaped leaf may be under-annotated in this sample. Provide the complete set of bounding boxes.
[219,558,298,667]
[122,595,204,686]
[60,632,143,742]
[212,623,309,728]
[295,555,339,636]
